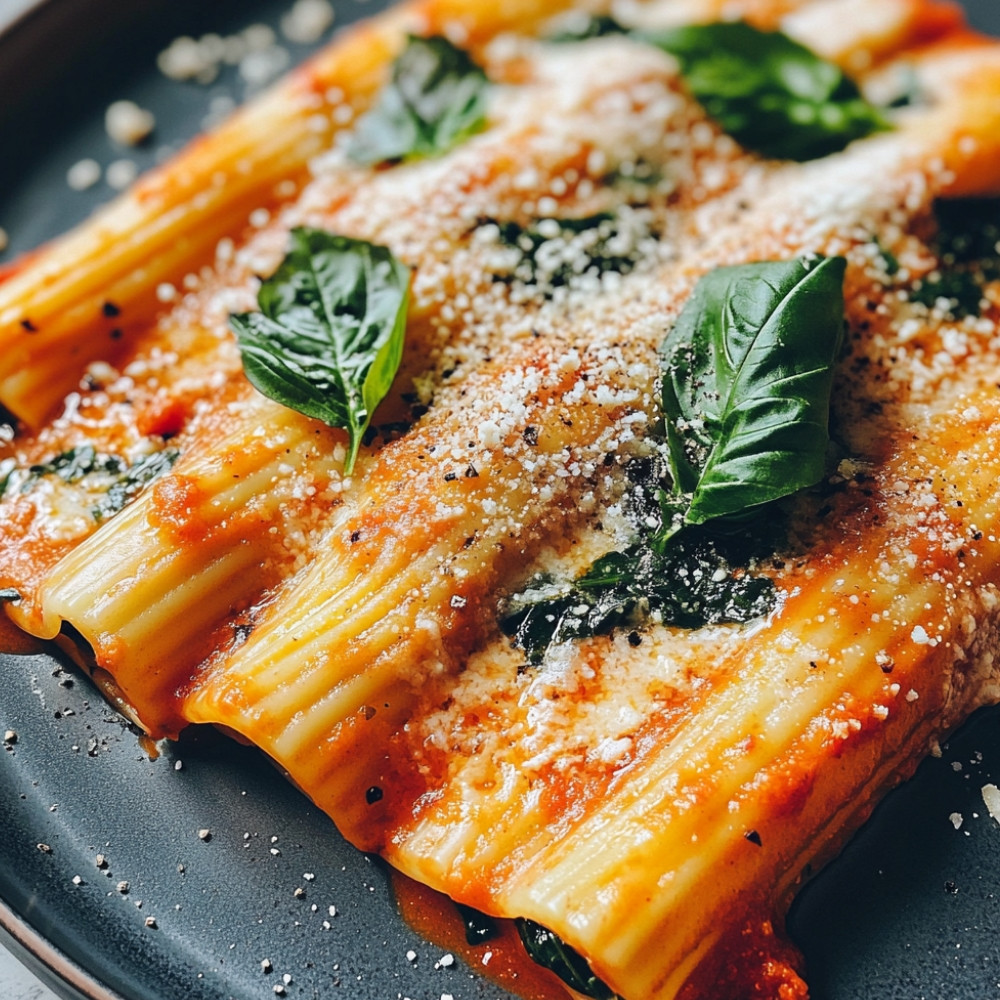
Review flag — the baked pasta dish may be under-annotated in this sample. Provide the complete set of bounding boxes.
[3,0,1000,996]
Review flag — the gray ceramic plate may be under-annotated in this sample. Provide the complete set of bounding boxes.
[2,2,1000,999]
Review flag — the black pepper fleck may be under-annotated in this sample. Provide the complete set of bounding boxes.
[365,786,383,805]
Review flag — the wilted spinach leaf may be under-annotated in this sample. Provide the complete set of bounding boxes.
[2,445,179,520]
[502,528,776,665]
[93,449,180,520]
[516,919,619,1000]
[908,197,1000,318]
[25,446,124,488]
[485,212,653,296]
[547,14,629,43]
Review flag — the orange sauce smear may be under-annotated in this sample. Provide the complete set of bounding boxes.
[0,611,46,655]
[391,869,572,1000]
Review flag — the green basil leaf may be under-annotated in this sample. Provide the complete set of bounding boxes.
[515,919,620,1000]
[661,256,845,526]
[347,35,489,165]
[230,228,410,476]
[641,21,890,160]
[502,256,842,664]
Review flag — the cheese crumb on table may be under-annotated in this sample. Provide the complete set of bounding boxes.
[982,783,1000,825]
[66,158,102,191]
[104,100,156,146]
[280,0,335,44]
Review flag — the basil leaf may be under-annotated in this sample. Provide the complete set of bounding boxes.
[641,21,889,160]
[502,257,842,663]
[347,35,489,165]
[661,256,845,526]
[515,919,620,1000]
[230,228,410,476]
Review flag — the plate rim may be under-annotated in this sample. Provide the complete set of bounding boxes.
[0,897,123,1000]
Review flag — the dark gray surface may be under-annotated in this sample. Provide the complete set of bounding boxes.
[0,649,484,1000]
[2,2,1000,999]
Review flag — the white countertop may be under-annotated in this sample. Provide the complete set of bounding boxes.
[0,0,38,31]
[0,946,59,1000]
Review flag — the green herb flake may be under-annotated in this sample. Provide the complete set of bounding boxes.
[872,237,900,279]
[516,919,620,1000]
[661,255,846,526]
[346,35,489,166]
[640,21,890,161]
[229,228,410,475]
